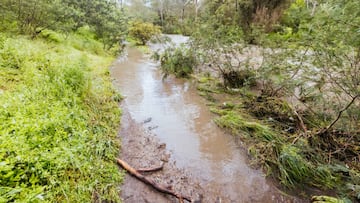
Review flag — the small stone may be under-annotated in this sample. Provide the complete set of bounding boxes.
[160,154,170,162]
[148,125,159,130]
[158,143,166,149]
[143,117,152,124]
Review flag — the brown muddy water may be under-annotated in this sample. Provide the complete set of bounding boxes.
[110,36,304,203]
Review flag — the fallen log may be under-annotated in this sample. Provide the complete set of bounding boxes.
[116,158,192,203]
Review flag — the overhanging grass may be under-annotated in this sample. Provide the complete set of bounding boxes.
[0,33,123,202]
[198,75,359,200]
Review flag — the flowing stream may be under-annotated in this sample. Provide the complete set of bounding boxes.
[111,35,302,202]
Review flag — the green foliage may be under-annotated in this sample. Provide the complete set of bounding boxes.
[38,29,64,43]
[198,0,289,44]
[199,75,358,199]
[280,0,309,32]
[0,0,128,50]
[211,98,346,190]
[0,33,123,202]
[124,0,198,35]
[129,21,161,45]
[192,0,360,200]
[68,26,106,55]
[311,195,350,203]
[214,111,277,142]
[157,45,197,78]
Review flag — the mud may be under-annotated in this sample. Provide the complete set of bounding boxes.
[119,107,205,203]
[118,106,303,203]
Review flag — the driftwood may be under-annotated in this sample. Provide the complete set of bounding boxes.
[116,158,192,203]
[137,162,164,173]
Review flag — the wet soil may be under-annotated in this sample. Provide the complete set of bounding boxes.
[119,107,205,203]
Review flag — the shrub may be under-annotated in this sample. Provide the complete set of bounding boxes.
[129,21,161,45]
[38,29,63,43]
[222,69,257,88]
[158,46,197,78]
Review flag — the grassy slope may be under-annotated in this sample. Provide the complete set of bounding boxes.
[0,31,123,202]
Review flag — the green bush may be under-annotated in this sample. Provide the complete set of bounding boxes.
[0,38,25,69]
[38,29,64,43]
[158,46,197,78]
[129,21,161,45]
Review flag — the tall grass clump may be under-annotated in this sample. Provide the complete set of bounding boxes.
[0,33,123,202]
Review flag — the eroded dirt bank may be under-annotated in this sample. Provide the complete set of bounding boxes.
[111,42,306,203]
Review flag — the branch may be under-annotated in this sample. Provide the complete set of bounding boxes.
[318,94,359,135]
[137,162,164,173]
[116,159,192,203]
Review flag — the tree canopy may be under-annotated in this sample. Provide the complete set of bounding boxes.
[0,0,127,49]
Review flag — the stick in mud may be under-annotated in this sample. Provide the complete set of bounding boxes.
[116,158,192,203]
[137,162,165,173]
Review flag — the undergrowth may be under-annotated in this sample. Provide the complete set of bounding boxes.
[0,32,123,202]
[197,75,359,201]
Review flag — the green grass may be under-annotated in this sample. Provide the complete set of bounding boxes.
[198,75,360,200]
[0,32,123,202]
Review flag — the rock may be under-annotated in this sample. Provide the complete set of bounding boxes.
[143,117,152,124]
[161,154,170,162]
[148,125,159,130]
[158,143,166,149]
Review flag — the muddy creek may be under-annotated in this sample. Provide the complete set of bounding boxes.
[111,36,302,202]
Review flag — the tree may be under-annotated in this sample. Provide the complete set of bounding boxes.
[129,21,161,45]
[0,0,75,35]
[0,0,128,49]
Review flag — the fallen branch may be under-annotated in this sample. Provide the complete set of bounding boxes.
[116,158,192,203]
[137,162,164,173]
[293,109,307,133]
[291,108,308,144]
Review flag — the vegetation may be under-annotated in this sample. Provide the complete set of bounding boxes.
[0,31,123,202]
[1,0,359,201]
[155,45,197,78]
[124,0,200,35]
[151,0,360,201]
[0,0,126,202]
[128,21,161,45]
[0,0,127,50]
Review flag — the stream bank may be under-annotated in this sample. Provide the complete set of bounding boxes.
[111,37,305,202]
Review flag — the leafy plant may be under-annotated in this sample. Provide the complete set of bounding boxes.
[157,45,197,78]
[129,21,161,45]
